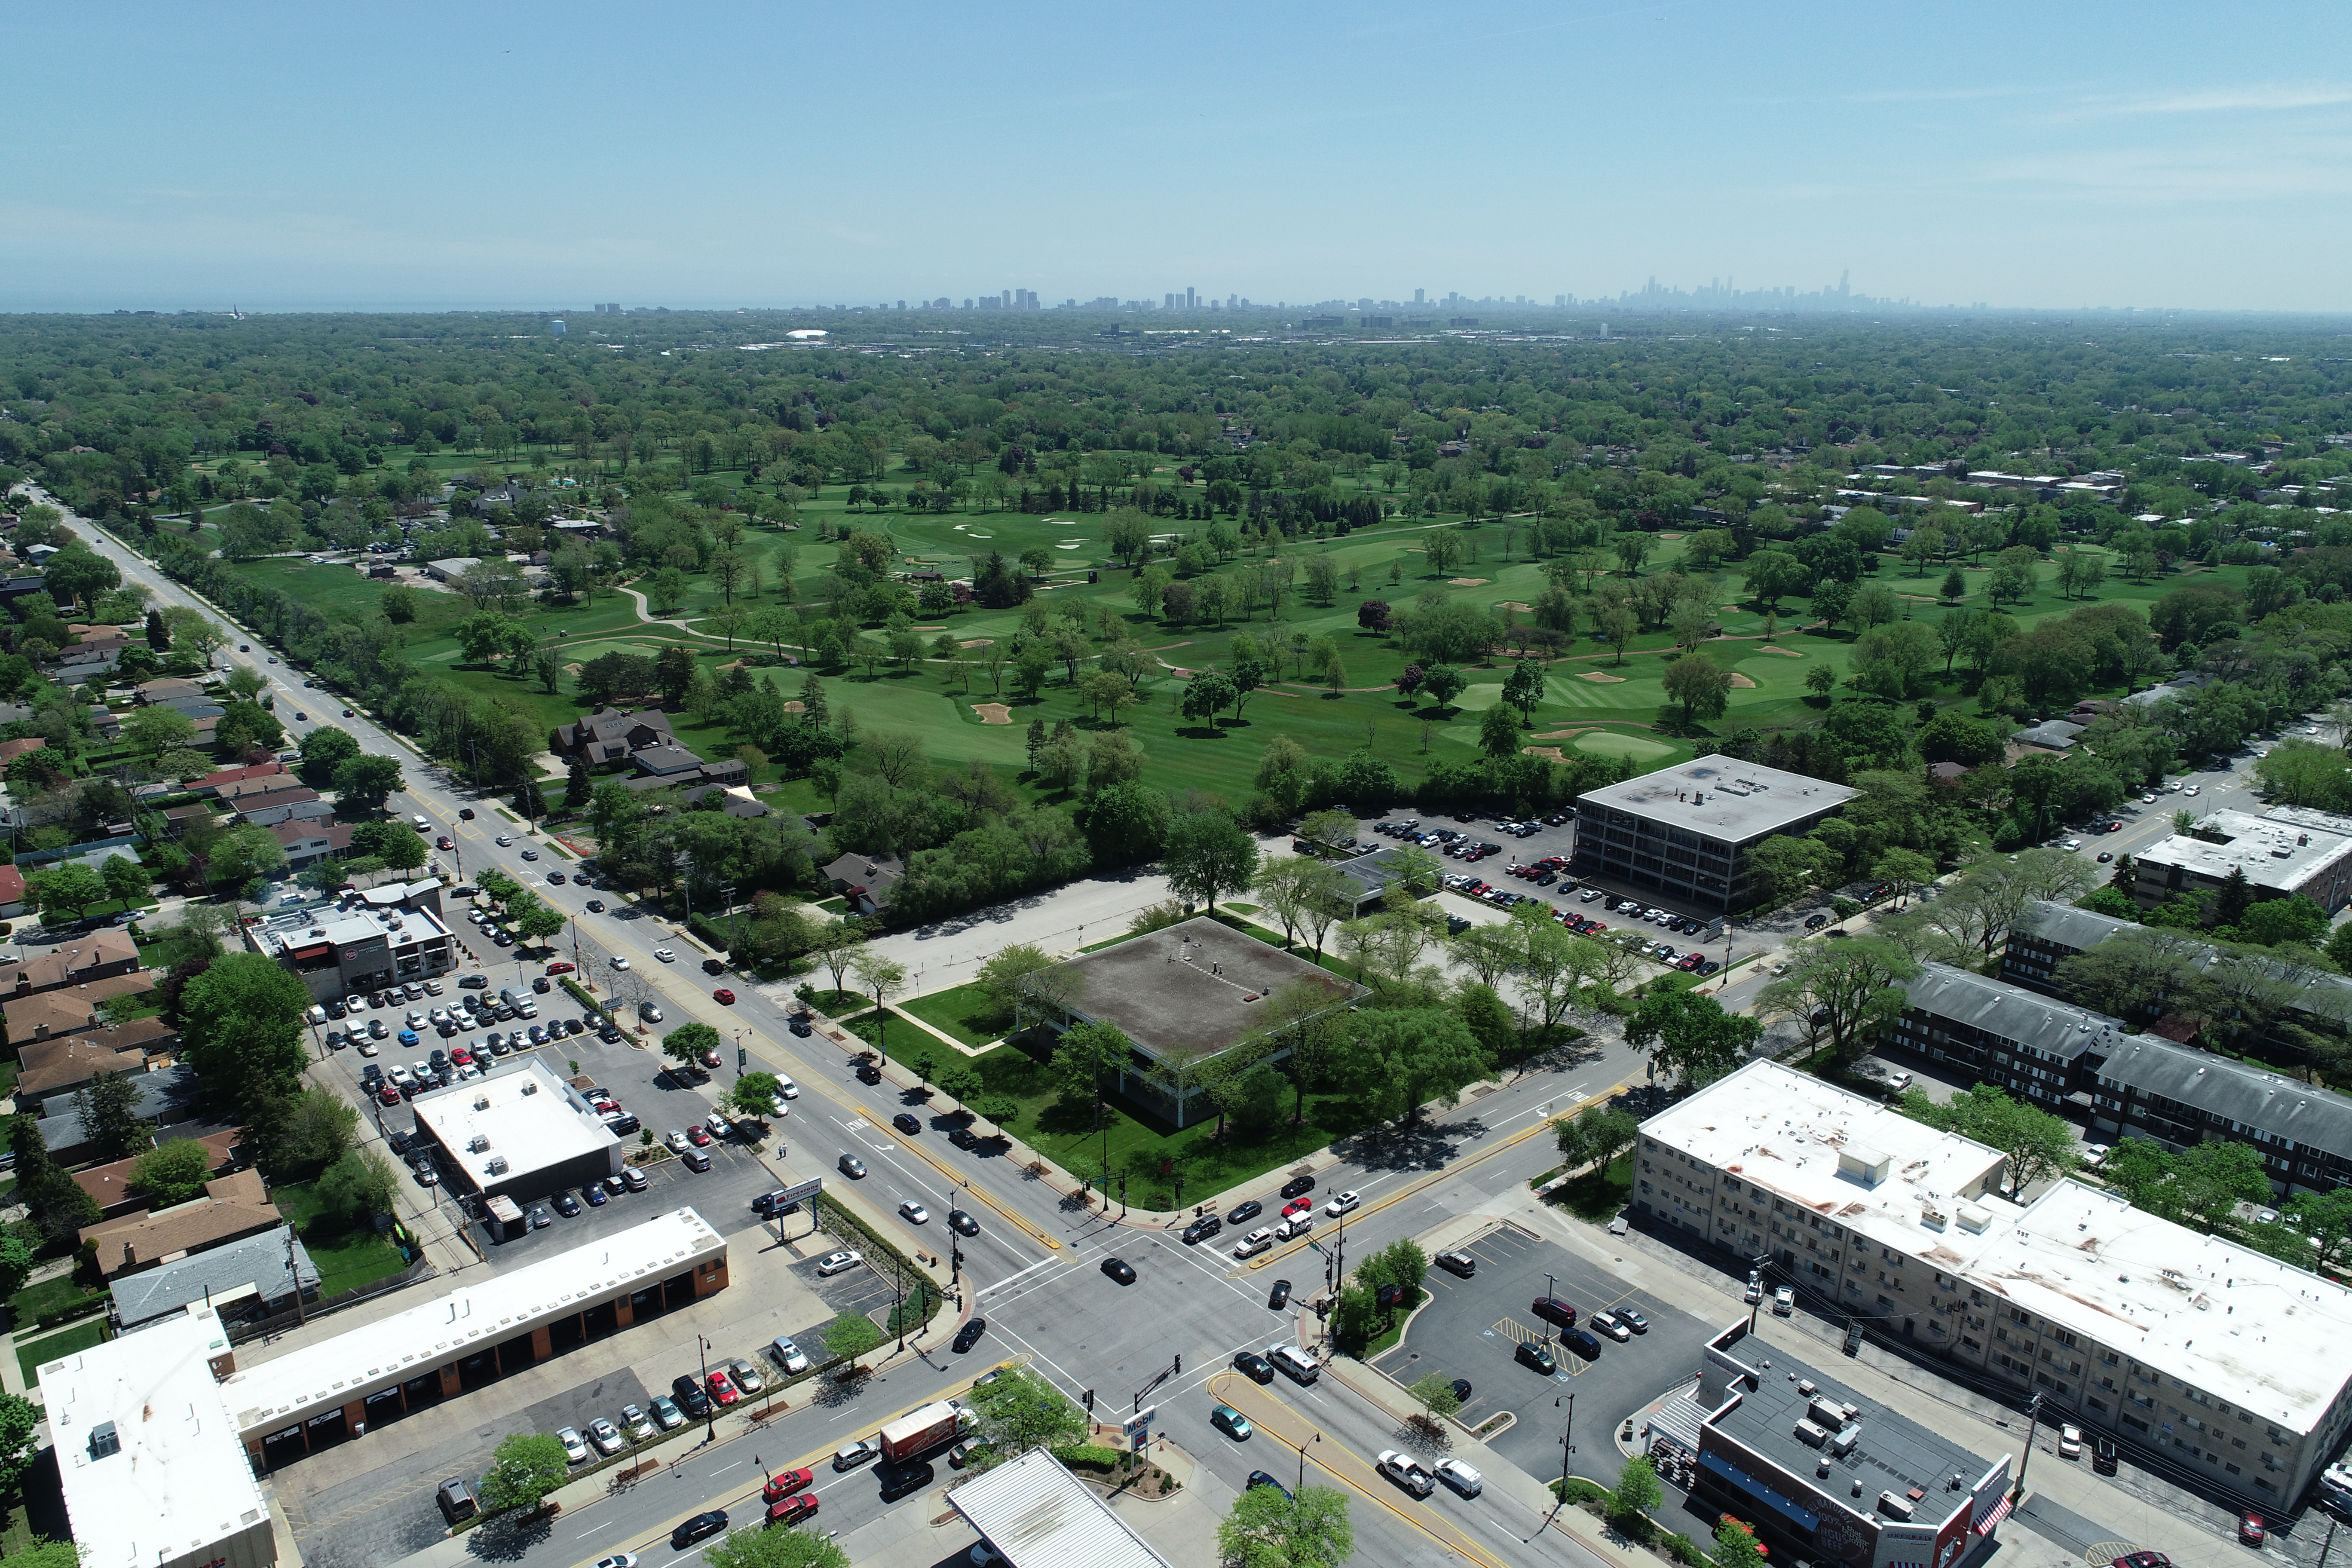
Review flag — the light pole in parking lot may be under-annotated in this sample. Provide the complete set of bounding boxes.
[697,1335,716,1440]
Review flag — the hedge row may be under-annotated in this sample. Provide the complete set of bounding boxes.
[808,1192,945,1337]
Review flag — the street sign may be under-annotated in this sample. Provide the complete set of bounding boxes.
[1123,1406,1156,1448]
[774,1177,824,1208]
[737,1047,747,1070]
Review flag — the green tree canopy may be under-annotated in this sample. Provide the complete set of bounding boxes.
[1216,1484,1354,1568]
[478,1431,570,1515]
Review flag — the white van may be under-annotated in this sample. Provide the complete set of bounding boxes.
[413,814,432,833]
[1268,1345,1320,1385]
[1232,1227,1275,1260]
[1274,1213,1315,1242]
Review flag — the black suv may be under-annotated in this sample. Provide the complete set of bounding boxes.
[1182,1214,1223,1245]
[671,1375,713,1418]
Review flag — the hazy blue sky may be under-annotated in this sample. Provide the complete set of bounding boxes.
[5,1,2347,312]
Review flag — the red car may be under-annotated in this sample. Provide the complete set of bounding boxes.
[450,1046,473,1066]
[713,987,736,1004]
[377,1085,401,1106]
[706,1370,739,1406]
[436,836,454,850]
[1282,1197,1312,1218]
[545,961,575,975]
[762,1469,814,1504]
[687,1125,713,1147]
[764,1494,818,1529]
[2241,1514,2266,1547]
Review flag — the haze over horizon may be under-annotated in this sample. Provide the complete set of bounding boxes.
[5,0,2347,315]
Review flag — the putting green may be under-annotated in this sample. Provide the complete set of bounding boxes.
[1453,683,1504,711]
[1574,731,1676,762]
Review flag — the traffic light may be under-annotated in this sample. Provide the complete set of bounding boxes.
[1172,1354,1181,1374]
[1084,1389,1096,1412]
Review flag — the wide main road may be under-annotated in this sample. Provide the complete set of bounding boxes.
[51,496,1634,1568]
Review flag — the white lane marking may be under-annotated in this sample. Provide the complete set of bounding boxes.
[977,1255,1060,1295]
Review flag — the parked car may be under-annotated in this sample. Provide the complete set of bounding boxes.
[556,1426,589,1464]
[816,1250,864,1277]
[1376,1449,1436,1498]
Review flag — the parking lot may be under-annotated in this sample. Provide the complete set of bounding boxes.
[1372,1226,1709,1485]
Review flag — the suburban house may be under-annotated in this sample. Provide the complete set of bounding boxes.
[271,821,354,870]
[234,787,335,829]
[133,677,206,707]
[13,1020,177,1106]
[36,1063,200,1157]
[551,707,683,768]
[821,852,903,916]
[6,928,143,997]
[3,974,161,1044]
[81,1168,286,1281]
[190,762,287,796]
[71,1127,243,1221]
[0,863,25,918]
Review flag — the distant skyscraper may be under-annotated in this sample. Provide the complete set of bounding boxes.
[1164,292,1176,310]
[1186,287,1196,309]
[1414,288,1425,305]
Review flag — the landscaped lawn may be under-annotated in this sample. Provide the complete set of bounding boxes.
[1544,1152,1634,1223]
[898,981,1012,1050]
[8,1273,96,1328]
[273,1179,409,1298]
[17,1320,106,1389]
[962,1032,1375,1211]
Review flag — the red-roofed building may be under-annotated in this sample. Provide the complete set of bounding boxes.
[190,761,286,797]
[0,863,24,918]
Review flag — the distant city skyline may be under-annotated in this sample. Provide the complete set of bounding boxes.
[3,2,2347,313]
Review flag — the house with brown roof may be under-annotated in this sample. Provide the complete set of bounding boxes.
[234,787,334,828]
[134,677,206,706]
[5,928,141,998]
[189,761,285,796]
[0,736,49,770]
[162,804,227,838]
[13,1023,172,1105]
[72,1127,244,1221]
[272,820,354,869]
[4,973,160,1044]
[212,775,296,806]
[82,1168,282,1280]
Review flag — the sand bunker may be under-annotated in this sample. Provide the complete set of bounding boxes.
[958,638,994,649]
[1658,531,1685,540]
[1528,728,1596,740]
[563,663,584,677]
[1523,747,1568,762]
[783,700,806,714]
[971,704,1013,725]
[1496,600,1534,613]
[1728,673,1758,689]
[1755,645,1805,657]
[1579,671,1626,683]
[1449,577,1490,587]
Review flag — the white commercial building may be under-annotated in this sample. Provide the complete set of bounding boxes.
[1635,1060,2352,1506]
[248,889,456,1001]
[947,1448,1170,1568]
[409,1055,621,1203]
[2131,806,2352,916]
[44,1306,276,1568]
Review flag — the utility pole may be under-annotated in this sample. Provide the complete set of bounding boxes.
[288,1229,306,1325]
[698,1335,715,1439]
[1557,1391,1575,1494]
[2010,1392,2044,1501]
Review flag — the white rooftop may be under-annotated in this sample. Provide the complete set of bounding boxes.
[1578,754,1859,843]
[221,1207,722,1436]
[947,1448,1170,1568]
[1645,1059,2013,1256]
[2135,808,2352,895]
[1959,1182,2352,1433]
[253,899,449,959]
[47,1307,271,1568]
[410,1055,616,1187]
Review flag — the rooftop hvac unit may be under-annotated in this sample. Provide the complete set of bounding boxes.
[467,1136,489,1152]
[485,1156,509,1176]
[473,1095,490,1111]
[1878,1491,1914,1521]
[1828,1426,1860,1457]
[1794,1419,1829,1449]
[520,1082,537,1096]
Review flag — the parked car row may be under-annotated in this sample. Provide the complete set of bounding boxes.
[509,1166,655,1215]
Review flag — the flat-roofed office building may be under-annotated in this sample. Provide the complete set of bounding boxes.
[1570,755,1857,915]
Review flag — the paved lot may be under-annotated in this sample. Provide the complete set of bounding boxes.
[1373,1226,1708,1485]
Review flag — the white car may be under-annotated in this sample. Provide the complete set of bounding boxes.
[654,948,675,963]
[2059,1423,2084,1459]
[610,956,631,970]
[2141,793,2158,803]
[556,1426,589,1464]
[1434,1457,1483,1497]
[1773,1286,1795,1315]
[1591,1311,1631,1341]
[1770,962,1790,976]
[900,1200,931,1225]
[665,1128,691,1154]
[774,1075,800,1099]
[2184,785,2201,796]
[2063,839,2082,851]
[2082,1143,2110,1167]
[357,1040,379,1057]
[1326,1190,1361,1217]
[816,1249,864,1277]
[620,1405,655,1442]
[704,1110,734,1139]
[1376,1449,1436,1498]
[770,1096,792,1118]
[587,1418,625,1456]
[769,1335,811,1375]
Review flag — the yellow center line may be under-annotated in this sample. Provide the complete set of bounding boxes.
[1207,1371,1510,1568]
[1246,1081,1628,1271]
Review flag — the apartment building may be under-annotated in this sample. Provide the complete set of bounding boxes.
[1888,963,2125,1114]
[1634,1061,2352,1506]
[2131,807,2352,916]
[1570,755,1858,916]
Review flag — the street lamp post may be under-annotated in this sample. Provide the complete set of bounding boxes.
[1557,1391,1576,1495]
[697,1335,716,1439]
[1292,1431,1320,1494]
[2010,1392,2045,1501]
